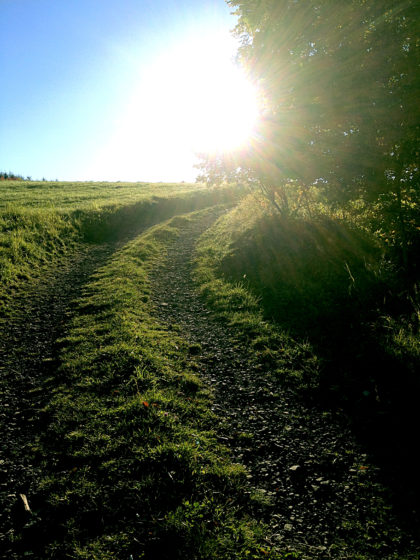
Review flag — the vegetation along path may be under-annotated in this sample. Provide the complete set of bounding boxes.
[150,211,417,559]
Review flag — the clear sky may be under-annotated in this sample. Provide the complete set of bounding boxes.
[0,0,255,182]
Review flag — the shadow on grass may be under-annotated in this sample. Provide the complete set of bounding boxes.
[219,212,420,531]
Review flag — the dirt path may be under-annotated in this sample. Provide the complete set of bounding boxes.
[150,212,416,559]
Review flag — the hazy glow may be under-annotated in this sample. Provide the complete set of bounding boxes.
[86,33,259,181]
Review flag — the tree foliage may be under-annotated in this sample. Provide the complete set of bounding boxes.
[197,0,419,270]
[0,171,25,180]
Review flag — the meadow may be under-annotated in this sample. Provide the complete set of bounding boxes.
[1,181,282,559]
[0,180,199,209]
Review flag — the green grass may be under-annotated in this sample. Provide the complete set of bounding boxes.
[21,209,283,560]
[0,180,200,210]
[195,193,419,397]
[197,194,383,333]
[195,195,321,391]
[5,181,418,557]
[2,181,281,557]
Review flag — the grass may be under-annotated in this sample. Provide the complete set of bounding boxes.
[195,193,419,397]
[0,180,201,210]
[0,180,241,315]
[4,180,418,557]
[12,208,283,559]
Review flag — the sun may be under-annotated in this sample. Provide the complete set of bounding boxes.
[142,34,260,153]
[86,33,259,181]
[175,40,260,153]
[190,65,259,153]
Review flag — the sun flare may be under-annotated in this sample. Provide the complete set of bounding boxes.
[87,33,260,181]
[140,35,260,153]
[190,68,259,153]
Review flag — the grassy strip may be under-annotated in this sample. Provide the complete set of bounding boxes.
[0,181,241,315]
[27,210,284,560]
[195,197,320,391]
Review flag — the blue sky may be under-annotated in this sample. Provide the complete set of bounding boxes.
[0,0,245,182]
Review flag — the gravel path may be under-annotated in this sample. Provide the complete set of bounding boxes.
[150,212,416,559]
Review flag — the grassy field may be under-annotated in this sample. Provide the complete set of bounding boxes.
[2,181,418,558]
[1,182,285,559]
[0,181,202,210]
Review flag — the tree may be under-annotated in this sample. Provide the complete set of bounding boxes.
[198,0,419,270]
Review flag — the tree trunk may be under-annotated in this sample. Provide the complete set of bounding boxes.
[394,159,409,273]
[260,183,284,214]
